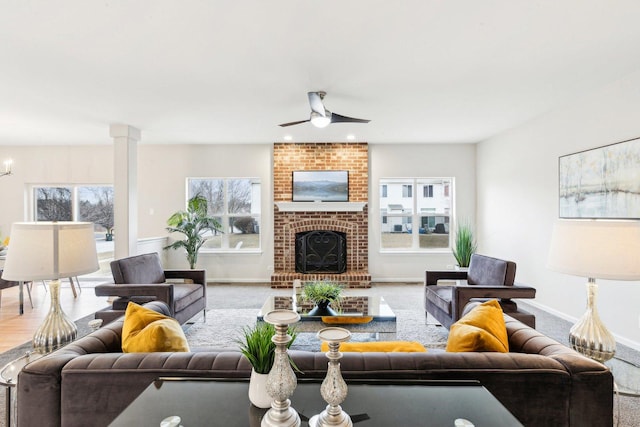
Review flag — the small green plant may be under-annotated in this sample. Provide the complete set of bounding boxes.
[236,323,298,374]
[165,194,222,269]
[452,221,477,268]
[301,280,343,308]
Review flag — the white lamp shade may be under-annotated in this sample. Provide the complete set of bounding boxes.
[547,220,640,280]
[1,222,99,281]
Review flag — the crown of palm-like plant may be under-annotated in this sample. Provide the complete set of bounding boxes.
[452,221,477,268]
[164,194,222,269]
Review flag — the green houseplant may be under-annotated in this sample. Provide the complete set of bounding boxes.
[301,280,343,316]
[164,194,222,269]
[452,221,477,268]
[237,322,298,408]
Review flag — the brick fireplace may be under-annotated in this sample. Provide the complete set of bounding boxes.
[271,142,371,288]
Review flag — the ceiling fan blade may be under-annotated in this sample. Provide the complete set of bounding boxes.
[307,92,326,116]
[330,113,371,124]
[279,119,310,127]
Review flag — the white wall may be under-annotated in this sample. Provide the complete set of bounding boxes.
[0,145,114,235]
[477,70,640,350]
[137,144,273,282]
[369,144,476,281]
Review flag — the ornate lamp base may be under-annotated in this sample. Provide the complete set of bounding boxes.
[33,279,77,354]
[569,279,616,363]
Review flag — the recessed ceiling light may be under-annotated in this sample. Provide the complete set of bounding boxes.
[283,135,293,141]
[346,134,355,141]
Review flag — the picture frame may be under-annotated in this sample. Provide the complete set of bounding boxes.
[559,137,640,219]
[292,170,349,202]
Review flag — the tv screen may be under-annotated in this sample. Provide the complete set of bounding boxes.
[292,170,349,202]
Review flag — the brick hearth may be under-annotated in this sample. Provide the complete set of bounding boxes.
[271,142,371,288]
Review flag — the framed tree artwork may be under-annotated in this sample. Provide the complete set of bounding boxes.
[559,137,640,219]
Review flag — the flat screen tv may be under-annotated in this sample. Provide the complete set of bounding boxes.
[292,170,349,202]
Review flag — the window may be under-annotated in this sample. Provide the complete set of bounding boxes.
[33,185,114,239]
[381,184,387,198]
[187,178,261,250]
[379,178,452,250]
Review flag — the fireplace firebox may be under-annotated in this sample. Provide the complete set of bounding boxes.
[295,230,347,274]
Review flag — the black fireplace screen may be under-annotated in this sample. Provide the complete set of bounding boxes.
[295,230,347,274]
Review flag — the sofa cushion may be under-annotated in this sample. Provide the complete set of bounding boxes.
[112,253,166,284]
[467,255,508,285]
[446,299,508,353]
[121,302,189,353]
[320,341,427,353]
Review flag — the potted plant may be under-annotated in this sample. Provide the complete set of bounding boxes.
[237,322,298,408]
[164,194,222,269]
[452,221,477,269]
[300,280,343,316]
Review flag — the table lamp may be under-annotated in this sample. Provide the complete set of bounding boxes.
[547,219,640,362]
[1,222,99,353]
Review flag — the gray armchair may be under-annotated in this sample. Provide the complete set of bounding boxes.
[424,254,536,328]
[94,253,206,325]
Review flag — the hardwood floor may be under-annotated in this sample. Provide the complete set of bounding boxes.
[0,279,110,353]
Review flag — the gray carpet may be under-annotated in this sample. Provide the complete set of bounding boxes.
[184,308,449,353]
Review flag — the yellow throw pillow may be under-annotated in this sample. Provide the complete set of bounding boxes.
[446,300,509,353]
[320,341,427,353]
[121,302,190,353]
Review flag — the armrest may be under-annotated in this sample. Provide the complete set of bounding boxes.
[425,270,468,285]
[94,283,174,309]
[454,283,536,299]
[164,269,206,285]
[452,284,536,322]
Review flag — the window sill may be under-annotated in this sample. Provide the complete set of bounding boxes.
[200,249,263,255]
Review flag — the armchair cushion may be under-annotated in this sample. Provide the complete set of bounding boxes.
[467,255,509,285]
[446,300,509,353]
[122,302,189,353]
[111,253,166,284]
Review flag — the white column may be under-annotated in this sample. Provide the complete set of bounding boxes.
[109,124,140,259]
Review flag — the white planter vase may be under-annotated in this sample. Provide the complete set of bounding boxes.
[249,369,272,408]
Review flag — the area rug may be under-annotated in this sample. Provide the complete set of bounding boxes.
[184,309,449,352]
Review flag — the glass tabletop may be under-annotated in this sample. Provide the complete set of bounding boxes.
[110,378,523,427]
[606,357,640,396]
[258,295,396,321]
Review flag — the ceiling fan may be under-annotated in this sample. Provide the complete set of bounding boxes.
[279,91,371,128]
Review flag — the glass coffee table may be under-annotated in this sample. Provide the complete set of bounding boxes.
[257,295,397,339]
[110,378,523,426]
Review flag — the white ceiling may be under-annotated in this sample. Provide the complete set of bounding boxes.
[2,1,640,146]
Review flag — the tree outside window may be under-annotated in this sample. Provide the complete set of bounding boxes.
[188,178,261,250]
[34,185,114,240]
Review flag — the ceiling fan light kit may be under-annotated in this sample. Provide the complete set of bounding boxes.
[310,111,331,128]
[279,91,370,128]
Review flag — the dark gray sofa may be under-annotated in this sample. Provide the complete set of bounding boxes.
[17,301,613,427]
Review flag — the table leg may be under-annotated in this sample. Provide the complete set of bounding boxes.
[18,281,23,316]
[5,385,12,427]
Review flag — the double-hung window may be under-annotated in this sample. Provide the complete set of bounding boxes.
[380,178,453,250]
[33,185,114,239]
[187,178,261,251]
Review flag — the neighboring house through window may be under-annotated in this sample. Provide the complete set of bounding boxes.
[379,178,452,250]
